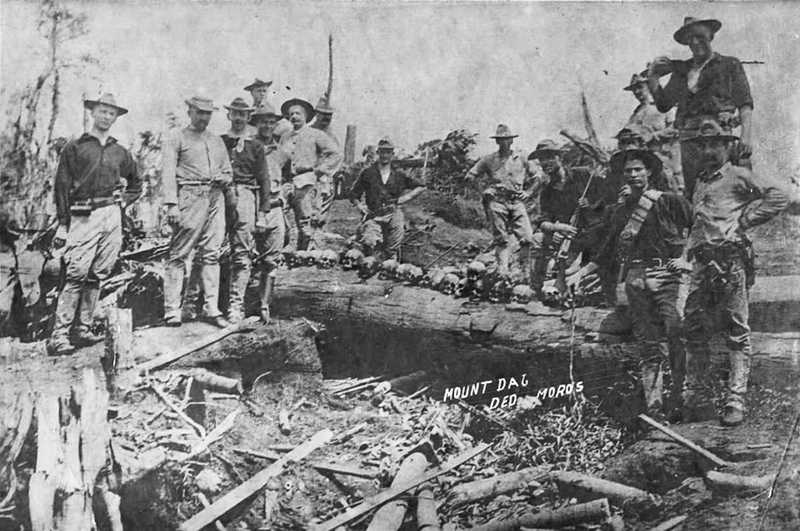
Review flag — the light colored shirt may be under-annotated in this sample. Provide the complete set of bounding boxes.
[161,126,232,204]
[688,162,788,250]
[465,149,531,192]
[379,164,391,184]
[278,124,342,188]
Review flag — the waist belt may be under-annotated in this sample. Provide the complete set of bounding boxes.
[691,242,744,264]
[177,179,213,187]
[71,196,117,209]
[234,182,261,190]
[627,257,668,269]
[491,188,523,201]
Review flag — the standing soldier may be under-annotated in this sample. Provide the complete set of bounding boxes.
[680,119,787,426]
[349,138,425,259]
[569,149,692,419]
[310,96,342,232]
[48,93,140,355]
[244,78,291,141]
[278,97,342,250]
[161,96,232,328]
[220,97,270,324]
[249,103,288,323]
[623,73,683,193]
[647,16,753,199]
[464,125,536,280]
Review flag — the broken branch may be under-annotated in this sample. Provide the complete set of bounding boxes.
[638,414,732,468]
[445,466,549,508]
[471,498,611,531]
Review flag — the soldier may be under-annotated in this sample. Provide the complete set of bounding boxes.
[161,96,232,328]
[623,73,683,193]
[250,103,288,323]
[48,93,140,355]
[349,137,425,259]
[220,97,270,324]
[244,78,291,141]
[528,139,608,297]
[464,125,535,280]
[679,119,787,426]
[277,97,342,250]
[310,96,342,232]
[647,16,753,199]
[569,149,692,419]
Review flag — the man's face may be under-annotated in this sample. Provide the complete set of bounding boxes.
[538,153,560,175]
[254,115,279,139]
[618,138,645,151]
[316,111,333,129]
[288,105,307,129]
[623,158,651,191]
[687,24,713,59]
[496,138,514,152]
[377,148,394,165]
[91,104,119,132]
[250,86,269,105]
[632,84,650,104]
[188,107,212,131]
[695,137,730,172]
[227,109,250,133]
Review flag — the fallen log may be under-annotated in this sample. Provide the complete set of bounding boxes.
[312,443,491,531]
[0,392,33,512]
[444,466,549,508]
[648,514,688,531]
[638,414,732,468]
[705,470,775,493]
[179,428,333,531]
[366,452,429,531]
[371,371,428,404]
[196,492,226,531]
[417,488,441,531]
[188,368,242,394]
[550,470,655,508]
[471,498,611,531]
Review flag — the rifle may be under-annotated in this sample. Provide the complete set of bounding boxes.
[559,129,609,165]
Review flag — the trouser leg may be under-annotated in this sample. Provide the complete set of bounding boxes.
[292,184,317,251]
[196,189,226,318]
[530,231,550,295]
[682,263,715,418]
[680,139,702,200]
[383,208,405,260]
[724,262,752,411]
[486,199,512,276]
[228,187,257,321]
[510,201,534,283]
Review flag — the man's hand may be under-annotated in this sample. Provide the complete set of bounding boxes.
[518,190,531,202]
[166,204,180,225]
[736,142,753,161]
[554,222,578,237]
[648,56,673,77]
[577,197,590,210]
[356,202,369,216]
[53,224,68,249]
[666,257,692,273]
[618,184,633,205]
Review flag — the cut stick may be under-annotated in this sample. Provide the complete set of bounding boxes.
[366,452,429,531]
[638,414,732,468]
[417,488,441,531]
[648,514,688,531]
[550,470,655,508]
[149,381,206,438]
[311,443,491,531]
[705,470,775,492]
[328,376,382,394]
[444,466,549,508]
[195,492,226,531]
[137,322,255,374]
[232,447,378,479]
[189,369,243,394]
[471,498,611,531]
[179,429,333,531]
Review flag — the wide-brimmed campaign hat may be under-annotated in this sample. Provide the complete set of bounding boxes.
[529,139,563,159]
[610,147,663,176]
[614,127,647,145]
[673,16,722,45]
[249,102,281,124]
[489,124,518,139]
[315,96,335,114]
[377,137,395,151]
[185,96,219,112]
[281,97,316,121]
[83,93,128,116]
[244,78,273,91]
[223,97,254,112]
[623,72,648,91]
[685,118,738,142]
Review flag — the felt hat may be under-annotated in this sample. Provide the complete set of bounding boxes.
[244,78,273,91]
[685,118,738,142]
[315,96,334,114]
[623,72,648,91]
[610,147,663,176]
[673,16,722,45]
[489,124,518,139]
[281,97,316,121]
[377,137,395,151]
[83,93,128,116]
[529,139,563,159]
[223,97,254,112]
[249,102,281,124]
[614,127,647,145]
[185,96,218,112]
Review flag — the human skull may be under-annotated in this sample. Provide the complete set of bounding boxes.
[440,273,461,296]
[511,284,535,304]
[271,253,287,270]
[379,259,400,280]
[318,249,339,269]
[358,256,380,279]
[306,250,322,267]
[489,278,512,303]
[470,279,485,300]
[540,280,561,304]
[454,277,470,298]
[342,248,365,270]
[466,261,487,283]
[284,251,302,269]
[422,268,446,290]
[404,265,424,285]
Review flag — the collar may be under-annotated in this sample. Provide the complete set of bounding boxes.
[78,132,117,145]
[698,161,731,182]
[225,128,250,139]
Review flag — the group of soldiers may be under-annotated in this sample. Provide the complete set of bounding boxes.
[465,16,789,427]
[45,16,790,428]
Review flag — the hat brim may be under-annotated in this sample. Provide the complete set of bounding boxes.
[224,105,255,112]
[674,19,722,45]
[249,112,281,125]
[244,81,273,91]
[490,134,518,139]
[623,81,646,91]
[685,133,739,142]
[185,99,219,112]
[281,98,316,121]
[84,100,128,116]
[529,148,561,159]
[611,149,663,174]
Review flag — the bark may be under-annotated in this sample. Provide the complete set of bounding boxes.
[471,498,611,531]
[550,471,655,509]
[366,452,429,531]
[445,466,548,508]
[417,488,441,531]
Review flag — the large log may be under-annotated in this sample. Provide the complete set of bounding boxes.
[366,452,429,531]
[444,466,548,508]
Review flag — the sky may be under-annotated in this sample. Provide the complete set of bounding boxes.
[1,1,799,177]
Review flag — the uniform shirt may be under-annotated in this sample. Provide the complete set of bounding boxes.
[465,150,530,192]
[259,138,284,197]
[278,125,342,187]
[626,102,668,137]
[161,126,232,204]
[311,123,343,175]
[222,133,270,211]
[350,163,422,215]
[534,167,608,229]
[54,133,140,225]
[687,162,788,250]
[652,53,753,131]
[594,191,692,269]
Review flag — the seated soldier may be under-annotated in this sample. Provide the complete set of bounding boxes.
[349,138,425,259]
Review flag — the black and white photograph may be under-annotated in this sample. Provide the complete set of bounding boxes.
[0,1,799,529]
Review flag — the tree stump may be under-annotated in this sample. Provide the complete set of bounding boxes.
[104,307,133,388]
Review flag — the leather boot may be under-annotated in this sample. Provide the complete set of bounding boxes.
[182,258,203,321]
[495,244,511,277]
[721,349,750,426]
[73,282,103,347]
[518,243,532,285]
[227,263,251,324]
[259,271,276,324]
[201,263,225,323]
[163,261,185,325]
[530,255,547,299]
[47,285,81,356]
[640,356,664,418]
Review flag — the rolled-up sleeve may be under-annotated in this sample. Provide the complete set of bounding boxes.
[54,142,75,225]
[161,129,180,205]
[730,58,753,110]
[122,150,141,204]
[738,174,788,230]
[465,157,486,181]
[314,130,342,178]
[653,72,683,114]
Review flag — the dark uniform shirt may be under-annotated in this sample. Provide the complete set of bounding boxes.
[350,163,421,216]
[653,53,753,131]
[594,191,693,269]
[54,133,139,225]
[221,134,270,210]
[534,167,609,228]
